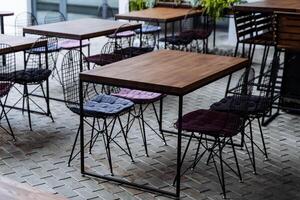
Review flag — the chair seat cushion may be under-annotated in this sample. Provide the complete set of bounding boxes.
[14,68,52,84]
[120,47,154,57]
[135,25,161,34]
[86,53,123,66]
[29,44,60,54]
[70,94,134,117]
[0,83,12,97]
[58,39,89,49]
[160,35,193,46]
[210,95,270,115]
[176,109,242,137]
[112,88,163,104]
[107,31,136,38]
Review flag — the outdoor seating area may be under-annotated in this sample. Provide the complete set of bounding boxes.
[0,0,300,200]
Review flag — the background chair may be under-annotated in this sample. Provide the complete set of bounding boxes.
[12,37,59,130]
[61,49,134,175]
[174,68,252,199]
[15,12,38,36]
[0,44,16,140]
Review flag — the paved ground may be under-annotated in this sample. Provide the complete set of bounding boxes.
[0,34,299,200]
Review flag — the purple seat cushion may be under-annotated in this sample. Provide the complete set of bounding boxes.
[0,83,12,97]
[112,88,163,104]
[58,39,89,49]
[86,53,123,66]
[176,109,242,137]
[210,95,270,115]
[107,31,136,38]
[70,94,134,117]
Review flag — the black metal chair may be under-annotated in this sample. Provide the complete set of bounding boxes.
[14,12,38,36]
[210,58,280,174]
[174,68,252,199]
[0,44,16,140]
[61,49,135,175]
[12,37,59,130]
[98,4,136,48]
[86,39,167,157]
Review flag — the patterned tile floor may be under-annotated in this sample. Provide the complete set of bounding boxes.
[0,36,299,200]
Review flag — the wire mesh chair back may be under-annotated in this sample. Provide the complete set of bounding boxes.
[0,44,16,88]
[15,12,38,36]
[99,41,124,66]
[44,11,66,24]
[109,23,136,48]
[97,3,115,19]
[254,55,280,113]
[26,37,59,72]
[61,50,97,111]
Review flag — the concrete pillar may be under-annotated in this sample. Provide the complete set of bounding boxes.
[119,0,129,14]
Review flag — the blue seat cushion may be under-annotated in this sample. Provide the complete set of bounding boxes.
[159,35,193,46]
[135,25,161,34]
[70,94,134,117]
[14,68,52,84]
[29,43,60,54]
[210,95,270,115]
[176,109,242,137]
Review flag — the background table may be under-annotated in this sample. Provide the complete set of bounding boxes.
[79,50,249,198]
[0,11,13,34]
[115,7,203,48]
[235,0,300,13]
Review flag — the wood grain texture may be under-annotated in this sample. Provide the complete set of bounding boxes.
[80,50,249,95]
[0,11,14,17]
[23,18,141,40]
[115,7,202,22]
[234,0,300,13]
[0,176,67,200]
[0,35,47,55]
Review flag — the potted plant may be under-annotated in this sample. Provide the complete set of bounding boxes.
[195,0,242,19]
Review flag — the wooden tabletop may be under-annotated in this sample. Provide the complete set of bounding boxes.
[115,7,203,22]
[0,11,14,17]
[234,0,300,13]
[80,50,249,96]
[0,35,47,55]
[23,18,141,40]
[0,176,67,200]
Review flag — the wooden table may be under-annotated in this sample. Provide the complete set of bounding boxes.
[115,7,203,48]
[234,0,300,13]
[0,11,13,34]
[0,176,67,200]
[0,35,46,55]
[79,50,249,198]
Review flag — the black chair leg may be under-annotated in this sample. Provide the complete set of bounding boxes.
[249,120,257,174]
[89,118,96,154]
[24,84,32,131]
[117,116,134,163]
[137,105,149,157]
[40,83,54,122]
[257,117,268,160]
[68,125,80,167]
[0,99,15,141]
[152,102,167,145]
[230,137,242,182]
[104,118,114,176]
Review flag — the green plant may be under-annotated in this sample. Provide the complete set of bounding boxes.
[201,0,241,20]
[129,0,146,11]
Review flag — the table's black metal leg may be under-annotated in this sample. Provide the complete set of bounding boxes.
[0,16,4,34]
[45,42,51,118]
[157,21,160,50]
[79,79,85,174]
[176,95,183,199]
[79,40,83,71]
[164,22,167,49]
[172,22,175,50]
[159,98,163,133]
[140,26,142,48]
